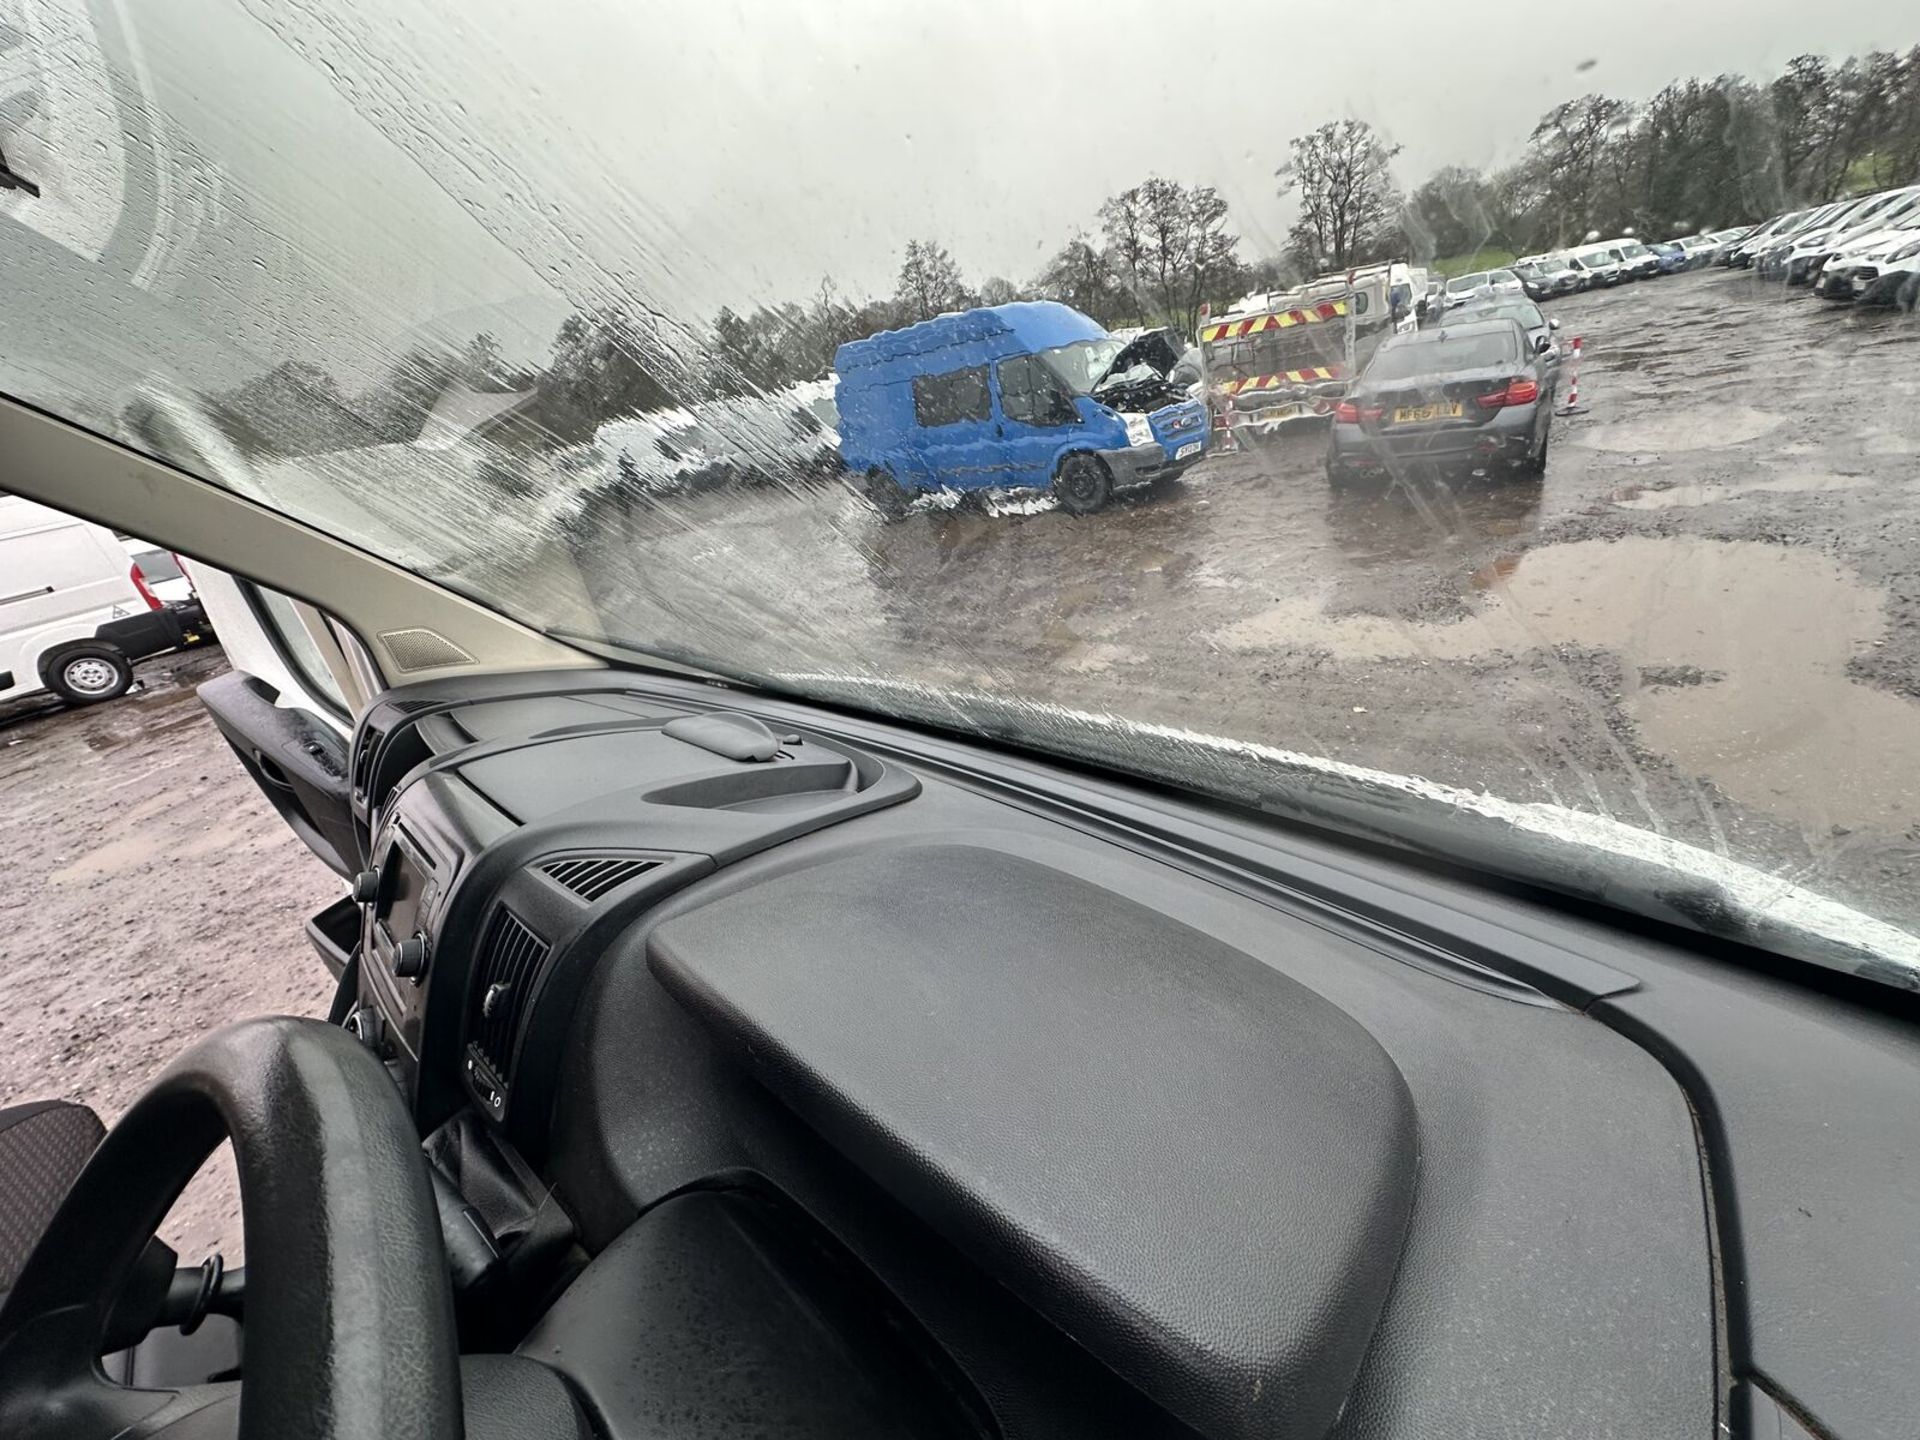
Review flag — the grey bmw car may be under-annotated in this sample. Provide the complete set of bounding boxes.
[1326,318,1557,483]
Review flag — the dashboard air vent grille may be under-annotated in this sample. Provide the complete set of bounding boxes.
[469,907,549,1085]
[539,856,662,902]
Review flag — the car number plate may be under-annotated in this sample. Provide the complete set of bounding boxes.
[1174,441,1202,460]
[1391,402,1463,423]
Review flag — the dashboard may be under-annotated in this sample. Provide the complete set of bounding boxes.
[346,688,916,1141]
[329,670,1918,1440]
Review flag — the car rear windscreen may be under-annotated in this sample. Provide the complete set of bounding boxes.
[1367,332,1518,381]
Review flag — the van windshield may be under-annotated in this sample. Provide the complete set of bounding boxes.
[1038,338,1126,395]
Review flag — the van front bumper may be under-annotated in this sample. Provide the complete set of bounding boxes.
[1099,439,1207,490]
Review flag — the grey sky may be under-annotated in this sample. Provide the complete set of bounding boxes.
[431,0,1920,309]
[7,0,1919,393]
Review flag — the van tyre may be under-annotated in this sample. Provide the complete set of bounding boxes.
[1053,454,1112,515]
[861,468,910,520]
[46,644,134,704]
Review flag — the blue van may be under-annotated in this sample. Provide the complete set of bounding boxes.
[834,302,1210,514]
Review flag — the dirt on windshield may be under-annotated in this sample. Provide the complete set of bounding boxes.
[0,275,1914,1273]
[580,270,1920,946]
[0,646,338,1262]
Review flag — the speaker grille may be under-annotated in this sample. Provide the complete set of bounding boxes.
[378,628,476,672]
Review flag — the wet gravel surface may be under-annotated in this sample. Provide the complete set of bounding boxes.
[0,647,338,1261]
[580,269,1920,941]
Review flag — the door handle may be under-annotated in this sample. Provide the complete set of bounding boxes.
[255,754,296,791]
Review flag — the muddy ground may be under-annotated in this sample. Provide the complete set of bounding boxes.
[0,646,338,1260]
[577,268,1920,942]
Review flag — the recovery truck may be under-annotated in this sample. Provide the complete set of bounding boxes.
[1199,262,1420,441]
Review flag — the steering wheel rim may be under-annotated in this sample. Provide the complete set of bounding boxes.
[0,1016,461,1440]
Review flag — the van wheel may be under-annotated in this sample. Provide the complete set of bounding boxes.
[1053,454,1112,515]
[46,644,134,704]
[861,468,911,520]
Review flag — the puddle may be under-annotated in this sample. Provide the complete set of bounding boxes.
[1611,472,1873,510]
[1213,536,1920,831]
[1571,405,1783,452]
[1863,432,1918,456]
[51,832,166,883]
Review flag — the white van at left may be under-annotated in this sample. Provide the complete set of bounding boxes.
[0,496,188,705]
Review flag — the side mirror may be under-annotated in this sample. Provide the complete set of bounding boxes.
[1548,317,1561,330]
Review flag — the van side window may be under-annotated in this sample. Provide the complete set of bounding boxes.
[997,356,1074,427]
[911,366,991,427]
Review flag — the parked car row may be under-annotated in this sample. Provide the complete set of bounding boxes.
[1718,183,1920,309]
[576,379,843,503]
[1506,229,1746,301]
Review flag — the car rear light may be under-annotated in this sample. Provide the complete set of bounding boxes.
[129,562,163,611]
[1360,405,1385,422]
[1334,401,1359,423]
[1476,378,1539,409]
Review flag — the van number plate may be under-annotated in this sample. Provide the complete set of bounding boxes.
[1174,441,1203,460]
[1391,402,1463,423]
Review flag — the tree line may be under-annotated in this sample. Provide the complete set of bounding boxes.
[199,47,1920,461]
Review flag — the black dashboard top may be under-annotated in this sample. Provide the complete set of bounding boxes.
[336,668,1920,1440]
[651,842,1418,1440]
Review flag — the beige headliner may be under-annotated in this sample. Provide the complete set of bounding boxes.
[0,396,600,685]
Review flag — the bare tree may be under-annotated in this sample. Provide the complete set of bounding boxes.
[1033,233,1124,326]
[893,239,973,324]
[1529,95,1632,243]
[1098,178,1242,334]
[1403,166,1493,263]
[1279,119,1404,272]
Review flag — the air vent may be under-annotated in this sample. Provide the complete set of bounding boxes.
[388,698,435,714]
[539,856,663,902]
[468,906,550,1088]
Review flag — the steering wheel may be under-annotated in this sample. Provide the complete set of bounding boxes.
[0,1017,461,1439]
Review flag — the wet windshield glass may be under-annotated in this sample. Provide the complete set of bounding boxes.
[1040,340,1126,395]
[1368,334,1518,379]
[3,4,1918,986]
[1452,301,1545,329]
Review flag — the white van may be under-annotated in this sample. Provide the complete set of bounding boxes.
[1,496,205,705]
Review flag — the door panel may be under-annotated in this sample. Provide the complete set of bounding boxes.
[197,669,360,877]
[994,355,1076,489]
